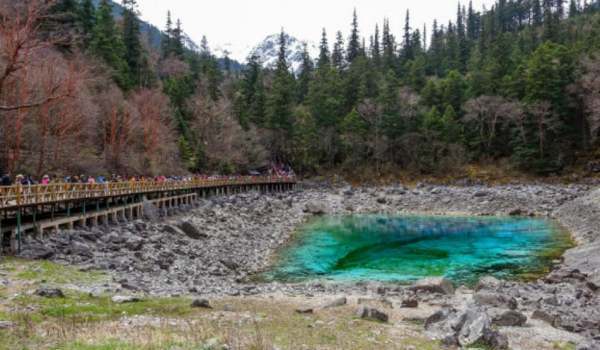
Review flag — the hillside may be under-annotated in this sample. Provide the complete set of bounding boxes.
[1,0,600,180]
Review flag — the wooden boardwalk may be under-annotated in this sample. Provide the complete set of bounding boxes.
[0,176,297,254]
[0,176,296,210]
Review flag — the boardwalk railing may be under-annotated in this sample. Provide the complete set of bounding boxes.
[0,176,296,210]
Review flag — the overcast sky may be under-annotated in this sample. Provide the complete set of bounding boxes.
[136,0,496,61]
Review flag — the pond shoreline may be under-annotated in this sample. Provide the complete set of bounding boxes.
[15,182,600,346]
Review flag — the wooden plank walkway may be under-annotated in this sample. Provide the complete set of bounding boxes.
[0,176,296,210]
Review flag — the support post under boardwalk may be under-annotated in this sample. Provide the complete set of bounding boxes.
[16,209,21,254]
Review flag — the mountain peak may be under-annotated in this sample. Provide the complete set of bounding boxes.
[248,33,318,72]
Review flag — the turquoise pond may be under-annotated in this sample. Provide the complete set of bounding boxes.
[263,215,573,285]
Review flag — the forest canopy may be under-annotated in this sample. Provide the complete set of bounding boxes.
[1,0,600,177]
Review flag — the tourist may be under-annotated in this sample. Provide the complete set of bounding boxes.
[0,172,11,186]
[41,175,50,185]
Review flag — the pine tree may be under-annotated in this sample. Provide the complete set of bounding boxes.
[467,1,480,41]
[569,0,580,16]
[78,0,96,46]
[267,30,296,155]
[91,0,130,88]
[457,4,469,72]
[122,0,149,87]
[236,55,266,127]
[372,24,381,67]
[297,44,314,103]
[402,10,413,61]
[382,19,396,71]
[332,31,346,70]
[347,9,361,63]
[161,11,174,58]
[317,28,330,68]
[162,13,184,58]
[172,19,185,57]
[532,0,543,26]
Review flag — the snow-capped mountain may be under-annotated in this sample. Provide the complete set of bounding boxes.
[246,33,318,72]
[215,34,318,72]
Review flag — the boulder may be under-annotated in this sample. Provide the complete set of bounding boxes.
[191,299,211,308]
[409,277,455,295]
[35,287,64,298]
[356,306,389,322]
[220,259,239,271]
[492,310,527,327]
[322,297,347,309]
[304,201,328,215]
[19,245,54,260]
[142,200,160,221]
[474,190,490,197]
[483,328,509,349]
[531,309,560,327]
[0,321,14,329]
[473,292,518,310]
[426,306,498,348]
[295,307,314,314]
[162,224,184,236]
[457,308,492,347]
[577,341,600,350]
[177,221,207,240]
[111,295,141,304]
[401,298,419,308]
[475,276,502,291]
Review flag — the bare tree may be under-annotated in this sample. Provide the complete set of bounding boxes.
[0,0,75,112]
[527,101,561,158]
[576,57,600,145]
[190,91,267,172]
[463,96,524,153]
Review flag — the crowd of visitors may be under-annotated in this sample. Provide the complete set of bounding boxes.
[0,164,295,187]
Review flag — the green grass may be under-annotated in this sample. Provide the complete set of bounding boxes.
[13,260,107,285]
[552,341,577,350]
[11,292,197,323]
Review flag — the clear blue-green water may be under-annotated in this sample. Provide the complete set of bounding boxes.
[264,215,573,285]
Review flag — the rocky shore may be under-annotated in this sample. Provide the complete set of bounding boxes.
[17,183,600,348]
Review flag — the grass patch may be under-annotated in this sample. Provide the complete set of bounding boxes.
[2,296,442,350]
[553,341,577,350]
[12,259,107,285]
[12,292,197,323]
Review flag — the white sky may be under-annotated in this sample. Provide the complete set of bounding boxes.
[136,0,496,61]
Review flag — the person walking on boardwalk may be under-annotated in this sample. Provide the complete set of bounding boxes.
[0,172,11,186]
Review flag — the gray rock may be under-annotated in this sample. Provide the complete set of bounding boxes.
[111,295,141,303]
[474,292,518,310]
[142,200,160,221]
[531,309,560,327]
[483,328,509,349]
[162,224,183,236]
[191,299,211,308]
[0,321,14,329]
[35,287,64,298]
[457,308,492,346]
[475,276,502,291]
[492,310,527,327]
[577,341,600,350]
[409,277,455,295]
[322,297,347,308]
[295,307,314,314]
[401,298,419,308]
[304,201,328,215]
[356,306,389,322]
[177,221,207,240]
[220,259,239,271]
[474,190,490,197]
[19,245,54,260]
